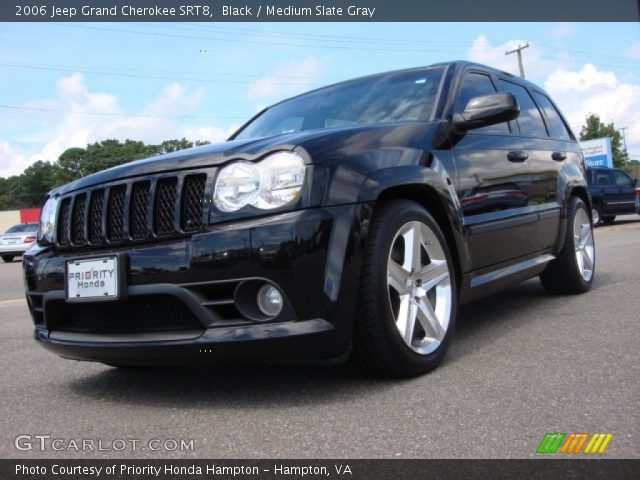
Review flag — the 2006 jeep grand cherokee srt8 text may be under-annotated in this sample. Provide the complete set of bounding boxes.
[24,61,595,377]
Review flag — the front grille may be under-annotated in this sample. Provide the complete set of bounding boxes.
[56,171,211,248]
[47,295,202,333]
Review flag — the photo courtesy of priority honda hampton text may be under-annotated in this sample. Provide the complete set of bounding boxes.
[24,61,595,377]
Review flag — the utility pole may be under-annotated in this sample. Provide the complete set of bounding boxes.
[505,43,530,79]
[620,126,628,152]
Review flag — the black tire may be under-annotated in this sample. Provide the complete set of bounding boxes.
[602,216,616,225]
[540,196,594,295]
[592,204,603,227]
[351,200,457,377]
[2,255,14,263]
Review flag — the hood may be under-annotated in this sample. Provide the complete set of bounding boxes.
[51,122,440,196]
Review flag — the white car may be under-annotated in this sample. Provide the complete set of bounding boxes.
[0,223,38,263]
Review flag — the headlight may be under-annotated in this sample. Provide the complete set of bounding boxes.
[37,196,59,244]
[214,151,305,212]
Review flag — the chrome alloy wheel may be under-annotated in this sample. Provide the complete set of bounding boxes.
[574,207,595,281]
[387,221,452,355]
[591,207,601,226]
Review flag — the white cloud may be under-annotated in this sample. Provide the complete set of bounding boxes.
[245,57,323,103]
[545,64,640,155]
[0,74,232,177]
[626,41,640,59]
[466,35,573,80]
[184,124,239,144]
[0,140,28,177]
[549,23,575,38]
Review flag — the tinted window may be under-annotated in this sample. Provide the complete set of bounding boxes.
[455,72,509,135]
[235,68,444,140]
[4,224,37,234]
[612,169,633,187]
[533,92,571,140]
[594,170,613,186]
[498,80,548,138]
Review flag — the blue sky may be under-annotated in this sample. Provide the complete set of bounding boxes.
[1,22,639,176]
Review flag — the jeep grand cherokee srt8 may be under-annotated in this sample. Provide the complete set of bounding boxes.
[24,61,595,377]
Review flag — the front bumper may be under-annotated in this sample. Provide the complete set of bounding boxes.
[23,205,371,365]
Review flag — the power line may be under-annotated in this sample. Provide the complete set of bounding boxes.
[47,23,640,71]
[0,104,246,119]
[0,62,321,86]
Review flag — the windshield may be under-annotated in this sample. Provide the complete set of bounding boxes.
[5,224,37,234]
[235,67,444,140]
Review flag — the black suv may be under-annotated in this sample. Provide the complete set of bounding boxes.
[24,61,595,377]
[586,167,637,226]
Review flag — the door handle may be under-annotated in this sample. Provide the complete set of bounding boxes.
[551,152,567,161]
[507,151,529,163]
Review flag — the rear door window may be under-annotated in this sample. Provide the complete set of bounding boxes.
[498,79,548,138]
[455,72,510,135]
[532,92,572,140]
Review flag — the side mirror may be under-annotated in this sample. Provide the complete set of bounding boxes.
[453,92,519,132]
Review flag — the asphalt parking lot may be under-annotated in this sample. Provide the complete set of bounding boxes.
[1,216,638,459]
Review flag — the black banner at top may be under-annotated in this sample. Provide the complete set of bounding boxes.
[2,0,640,22]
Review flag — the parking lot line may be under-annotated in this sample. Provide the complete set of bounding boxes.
[0,298,25,306]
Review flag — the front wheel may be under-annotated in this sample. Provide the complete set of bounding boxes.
[602,216,616,225]
[352,200,457,377]
[540,196,595,294]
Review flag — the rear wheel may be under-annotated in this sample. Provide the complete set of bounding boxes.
[602,216,616,225]
[592,205,603,227]
[352,200,457,377]
[2,256,14,263]
[540,196,594,294]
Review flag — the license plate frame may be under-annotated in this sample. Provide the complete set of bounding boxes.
[65,255,125,303]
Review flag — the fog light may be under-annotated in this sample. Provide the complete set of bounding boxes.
[257,284,283,317]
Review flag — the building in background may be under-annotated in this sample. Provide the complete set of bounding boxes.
[580,137,614,168]
[0,208,41,232]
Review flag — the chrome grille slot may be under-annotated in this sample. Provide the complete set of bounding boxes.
[71,194,86,245]
[57,198,71,246]
[106,185,126,241]
[154,177,178,236]
[181,174,207,232]
[88,189,104,244]
[130,181,151,239]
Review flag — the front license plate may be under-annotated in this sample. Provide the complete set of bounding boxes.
[66,257,119,302]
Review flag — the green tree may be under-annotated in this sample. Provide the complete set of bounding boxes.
[160,138,193,153]
[0,137,213,210]
[579,114,629,168]
[0,161,56,209]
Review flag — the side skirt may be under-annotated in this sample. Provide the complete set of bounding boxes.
[459,251,555,305]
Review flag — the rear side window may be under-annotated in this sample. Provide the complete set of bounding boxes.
[498,80,548,138]
[594,170,613,185]
[532,92,572,141]
[4,224,37,234]
[455,72,509,135]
